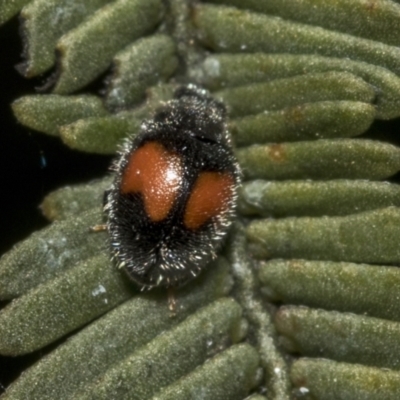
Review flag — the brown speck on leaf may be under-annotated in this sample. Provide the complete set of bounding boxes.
[290,260,303,271]
[287,105,306,126]
[268,144,286,163]
[365,0,378,12]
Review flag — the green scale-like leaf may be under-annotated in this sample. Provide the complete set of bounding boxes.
[276,306,400,370]
[291,358,400,400]
[54,0,165,93]
[206,0,400,47]
[18,0,113,77]
[1,260,233,398]
[194,4,400,76]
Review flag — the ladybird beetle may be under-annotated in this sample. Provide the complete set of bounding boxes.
[104,84,240,289]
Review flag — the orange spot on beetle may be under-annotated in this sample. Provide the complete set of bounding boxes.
[121,141,183,222]
[184,172,234,230]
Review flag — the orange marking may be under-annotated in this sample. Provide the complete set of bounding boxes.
[121,142,182,222]
[184,172,234,230]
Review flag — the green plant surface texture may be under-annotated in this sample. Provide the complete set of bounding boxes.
[246,396,267,400]
[19,0,112,77]
[0,208,105,300]
[1,258,232,399]
[58,85,176,153]
[196,53,400,119]
[229,101,375,146]
[0,254,135,355]
[11,95,108,136]
[60,114,141,154]
[238,180,400,217]
[54,0,165,94]
[259,259,400,322]
[206,0,400,47]
[58,84,176,154]
[40,178,112,221]
[276,306,400,370]
[105,34,178,111]
[247,207,400,264]
[74,298,245,400]
[291,358,400,400]
[194,4,400,76]
[215,71,375,117]
[150,344,260,400]
[0,0,30,25]
[237,139,400,181]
